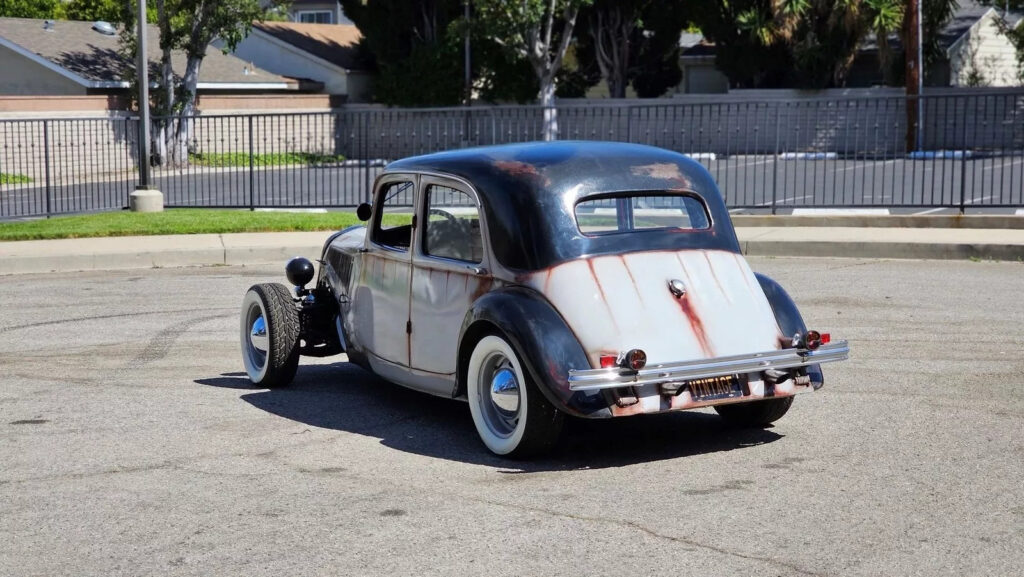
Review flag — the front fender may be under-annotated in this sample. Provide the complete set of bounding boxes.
[755,273,824,388]
[457,287,612,418]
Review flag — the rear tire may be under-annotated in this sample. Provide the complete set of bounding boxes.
[467,334,563,458]
[240,283,300,388]
[714,396,794,427]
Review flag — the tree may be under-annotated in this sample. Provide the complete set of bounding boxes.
[573,0,688,98]
[692,0,795,88]
[63,0,122,22]
[340,0,464,106]
[580,0,643,98]
[0,0,59,18]
[474,0,592,140]
[692,0,959,89]
[120,0,270,167]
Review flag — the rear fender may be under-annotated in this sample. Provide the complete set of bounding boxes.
[457,287,612,418]
[755,273,824,388]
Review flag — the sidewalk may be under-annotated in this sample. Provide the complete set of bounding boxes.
[1,225,1022,275]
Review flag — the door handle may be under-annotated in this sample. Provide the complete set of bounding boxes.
[466,265,488,276]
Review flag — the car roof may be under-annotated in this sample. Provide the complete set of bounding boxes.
[386,141,740,271]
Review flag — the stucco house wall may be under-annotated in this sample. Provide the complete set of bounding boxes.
[229,32,350,95]
[0,45,85,96]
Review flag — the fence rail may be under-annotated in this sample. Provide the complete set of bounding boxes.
[2,91,1023,219]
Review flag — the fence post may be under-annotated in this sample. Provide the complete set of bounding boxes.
[958,96,968,215]
[771,105,781,215]
[43,120,52,218]
[626,105,633,143]
[248,115,255,211]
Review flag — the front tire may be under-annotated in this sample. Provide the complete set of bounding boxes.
[467,334,563,458]
[714,396,794,427]
[240,283,300,388]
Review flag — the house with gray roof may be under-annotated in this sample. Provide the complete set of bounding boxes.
[0,17,313,96]
[225,21,372,101]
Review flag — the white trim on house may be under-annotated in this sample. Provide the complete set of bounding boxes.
[0,35,126,88]
[248,27,354,74]
[946,7,1024,56]
[196,82,292,90]
[947,8,997,56]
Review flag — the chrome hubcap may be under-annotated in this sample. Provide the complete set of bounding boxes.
[490,367,520,416]
[479,353,521,437]
[244,302,267,372]
[250,316,268,351]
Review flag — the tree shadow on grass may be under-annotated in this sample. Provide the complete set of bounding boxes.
[196,362,783,472]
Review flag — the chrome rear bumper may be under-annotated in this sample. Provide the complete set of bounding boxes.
[567,341,850,391]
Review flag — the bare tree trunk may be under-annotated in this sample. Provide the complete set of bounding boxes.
[590,5,632,98]
[155,47,173,167]
[169,56,201,167]
[540,78,557,141]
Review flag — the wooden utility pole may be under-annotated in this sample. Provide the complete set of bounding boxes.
[905,0,922,152]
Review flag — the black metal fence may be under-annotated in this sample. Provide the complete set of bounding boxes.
[2,91,1022,219]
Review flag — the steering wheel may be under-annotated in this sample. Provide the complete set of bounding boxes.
[428,208,459,225]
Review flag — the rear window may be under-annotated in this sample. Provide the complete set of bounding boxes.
[574,193,711,236]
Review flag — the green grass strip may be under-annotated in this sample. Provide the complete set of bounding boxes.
[189,152,346,167]
[0,209,409,242]
[0,173,33,185]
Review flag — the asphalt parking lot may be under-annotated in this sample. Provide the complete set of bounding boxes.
[1,257,1022,576]
[3,154,1023,219]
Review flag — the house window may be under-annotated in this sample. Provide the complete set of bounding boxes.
[297,11,333,24]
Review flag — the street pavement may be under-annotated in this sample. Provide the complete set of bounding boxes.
[3,156,1022,219]
[1,258,1021,576]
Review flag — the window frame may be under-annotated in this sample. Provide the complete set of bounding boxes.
[573,191,713,237]
[369,177,417,254]
[415,174,489,268]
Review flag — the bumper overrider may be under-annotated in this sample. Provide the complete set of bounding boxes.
[567,340,850,391]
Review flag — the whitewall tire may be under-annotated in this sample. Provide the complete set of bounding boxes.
[467,334,563,457]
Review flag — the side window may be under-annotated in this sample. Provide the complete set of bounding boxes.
[371,180,415,251]
[423,184,483,263]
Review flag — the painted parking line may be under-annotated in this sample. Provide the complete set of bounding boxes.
[963,195,995,205]
[914,207,949,215]
[835,159,898,172]
[983,159,1023,171]
[724,158,776,169]
[756,194,811,207]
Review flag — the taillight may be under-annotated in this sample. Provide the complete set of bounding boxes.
[624,349,647,371]
[599,350,647,371]
[805,330,821,350]
[820,333,831,345]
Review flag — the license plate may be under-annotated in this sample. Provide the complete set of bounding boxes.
[687,375,743,402]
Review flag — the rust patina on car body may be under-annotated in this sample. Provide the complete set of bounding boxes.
[239,141,849,457]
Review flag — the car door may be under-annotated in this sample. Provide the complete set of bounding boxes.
[356,174,417,367]
[409,176,491,377]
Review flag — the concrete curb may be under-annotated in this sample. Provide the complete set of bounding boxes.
[732,214,1024,229]
[1,227,1022,275]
